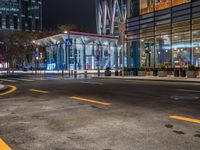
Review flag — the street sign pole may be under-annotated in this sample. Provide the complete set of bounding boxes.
[65,38,73,78]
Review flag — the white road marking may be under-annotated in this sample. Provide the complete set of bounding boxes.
[80,81,104,85]
[11,78,34,82]
[176,89,200,93]
[170,95,199,100]
[0,79,17,82]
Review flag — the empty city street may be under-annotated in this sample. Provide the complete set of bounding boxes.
[0,77,200,150]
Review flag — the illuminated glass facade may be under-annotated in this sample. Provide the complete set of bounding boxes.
[127,0,200,68]
[0,0,42,31]
[37,32,124,71]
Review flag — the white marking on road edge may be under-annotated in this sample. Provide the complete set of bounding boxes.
[176,89,200,93]
[11,78,34,82]
[80,81,104,85]
[0,79,17,82]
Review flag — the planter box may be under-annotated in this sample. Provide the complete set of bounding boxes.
[186,71,197,78]
[138,71,146,76]
[158,71,167,77]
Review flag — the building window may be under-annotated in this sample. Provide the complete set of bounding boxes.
[140,0,154,15]
[172,0,191,7]
[155,24,172,67]
[155,0,171,11]
[192,18,200,67]
[0,14,2,29]
[6,15,10,29]
[13,16,18,29]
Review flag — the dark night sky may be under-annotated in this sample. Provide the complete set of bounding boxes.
[42,0,96,33]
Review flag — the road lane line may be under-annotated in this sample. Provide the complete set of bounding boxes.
[70,96,111,106]
[0,138,11,150]
[169,116,200,124]
[29,89,49,94]
[16,78,34,82]
[0,79,17,83]
[176,89,200,93]
[80,81,104,85]
[0,85,17,96]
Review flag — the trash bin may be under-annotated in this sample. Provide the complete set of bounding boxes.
[153,69,158,76]
[115,70,119,76]
[180,69,186,77]
[174,69,179,77]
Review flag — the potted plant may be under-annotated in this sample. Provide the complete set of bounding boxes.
[158,64,167,77]
[138,66,146,76]
[186,65,197,78]
[105,67,111,76]
[124,67,129,76]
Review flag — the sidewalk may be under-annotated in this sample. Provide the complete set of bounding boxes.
[96,76,200,83]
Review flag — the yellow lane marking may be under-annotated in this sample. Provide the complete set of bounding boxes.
[0,138,11,150]
[0,85,17,96]
[169,116,200,124]
[70,96,111,106]
[29,89,49,94]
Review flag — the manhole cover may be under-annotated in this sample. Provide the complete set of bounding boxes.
[170,96,199,100]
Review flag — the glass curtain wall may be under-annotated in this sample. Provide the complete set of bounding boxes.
[172,21,191,68]
[140,0,191,15]
[155,24,172,67]
[192,18,200,67]
[45,39,120,71]
[140,27,155,68]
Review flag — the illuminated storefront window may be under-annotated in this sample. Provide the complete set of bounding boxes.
[172,21,191,68]
[155,24,172,67]
[192,18,200,67]
[140,0,154,15]
[172,0,191,7]
[155,0,171,11]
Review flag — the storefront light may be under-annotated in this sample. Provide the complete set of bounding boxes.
[165,50,168,53]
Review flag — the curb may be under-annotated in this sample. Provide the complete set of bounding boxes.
[93,77,200,83]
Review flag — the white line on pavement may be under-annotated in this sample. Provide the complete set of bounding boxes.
[80,81,104,85]
[176,89,200,93]
[11,78,34,82]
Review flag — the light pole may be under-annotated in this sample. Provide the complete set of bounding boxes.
[119,22,126,77]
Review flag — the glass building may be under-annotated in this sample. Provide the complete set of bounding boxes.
[96,0,127,35]
[0,0,42,31]
[127,0,200,68]
[36,31,124,71]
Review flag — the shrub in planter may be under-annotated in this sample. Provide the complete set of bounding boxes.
[158,64,167,77]
[138,66,146,76]
[186,65,197,78]
[105,67,111,76]
[124,67,129,76]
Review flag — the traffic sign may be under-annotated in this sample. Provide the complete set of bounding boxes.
[65,39,73,46]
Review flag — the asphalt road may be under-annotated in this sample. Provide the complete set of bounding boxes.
[0,76,200,150]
